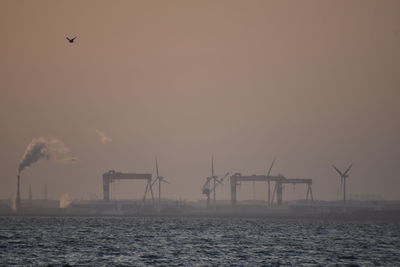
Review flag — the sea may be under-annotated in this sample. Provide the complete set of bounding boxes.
[0,216,399,266]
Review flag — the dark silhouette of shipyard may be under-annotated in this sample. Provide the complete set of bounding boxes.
[66,37,76,43]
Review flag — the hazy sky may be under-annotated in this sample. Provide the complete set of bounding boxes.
[1,0,399,202]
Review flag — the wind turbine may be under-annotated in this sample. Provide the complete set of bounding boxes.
[152,157,169,208]
[201,156,229,209]
[332,163,353,203]
[266,157,276,207]
[211,156,217,208]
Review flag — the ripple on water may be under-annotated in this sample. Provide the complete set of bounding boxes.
[0,217,399,266]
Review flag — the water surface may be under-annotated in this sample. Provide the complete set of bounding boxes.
[0,216,399,266]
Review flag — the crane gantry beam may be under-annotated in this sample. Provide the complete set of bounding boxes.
[230,173,313,205]
[102,170,154,203]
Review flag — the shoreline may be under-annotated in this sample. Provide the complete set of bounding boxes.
[1,209,399,221]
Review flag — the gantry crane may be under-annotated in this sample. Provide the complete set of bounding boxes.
[102,170,155,203]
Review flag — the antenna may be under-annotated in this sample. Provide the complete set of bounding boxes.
[332,163,353,203]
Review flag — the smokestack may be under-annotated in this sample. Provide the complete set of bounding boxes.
[16,175,21,211]
[15,137,78,211]
[29,185,32,203]
[44,184,47,201]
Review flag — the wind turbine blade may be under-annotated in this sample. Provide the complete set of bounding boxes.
[151,178,158,186]
[220,172,230,182]
[332,165,343,177]
[267,157,276,176]
[343,164,353,176]
[163,179,169,184]
[155,157,159,178]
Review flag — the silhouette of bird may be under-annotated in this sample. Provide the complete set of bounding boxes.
[66,37,76,43]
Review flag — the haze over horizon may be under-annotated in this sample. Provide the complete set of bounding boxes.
[1,0,399,202]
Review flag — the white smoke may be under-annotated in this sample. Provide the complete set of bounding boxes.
[10,194,16,212]
[59,193,72,208]
[91,128,112,144]
[18,137,78,174]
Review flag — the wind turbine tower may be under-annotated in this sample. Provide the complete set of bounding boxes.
[332,163,353,203]
[152,157,169,208]
[202,156,229,209]
[212,156,217,207]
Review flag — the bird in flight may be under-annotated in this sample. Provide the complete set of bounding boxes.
[66,37,76,43]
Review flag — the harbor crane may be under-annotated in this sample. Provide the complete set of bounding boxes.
[102,170,155,204]
[230,173,313,205]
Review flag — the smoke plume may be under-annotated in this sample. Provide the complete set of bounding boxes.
[10,195,16,212]
[18,137,78,174]
[91,128,112,144]
[59,193,72,208]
